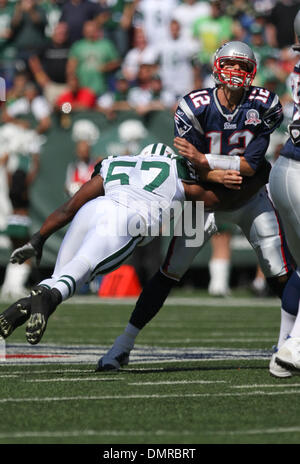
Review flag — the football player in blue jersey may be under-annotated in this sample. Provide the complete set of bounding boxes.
[95,41,294,375]
[268,9,300,375]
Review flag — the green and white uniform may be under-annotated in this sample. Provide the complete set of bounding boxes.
[39,145,196,300]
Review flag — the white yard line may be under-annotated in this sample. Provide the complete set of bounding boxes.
[24,377,123,383]
[232,383,300,389]
[0,429,190,439]
[128,380,227,385]
[1,390,300,403]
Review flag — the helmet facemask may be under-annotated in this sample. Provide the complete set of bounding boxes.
[213,56,257,90]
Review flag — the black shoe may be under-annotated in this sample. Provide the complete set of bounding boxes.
[0,297,31,338]
[26,286,60,345]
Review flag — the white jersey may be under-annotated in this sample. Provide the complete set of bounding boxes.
[135,0,180,47]
[93,152,194,233]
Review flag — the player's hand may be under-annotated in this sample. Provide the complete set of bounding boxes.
[222,170,243,190]
[173,137,204,168]
[10,232,45,266]
[288,119,300,146]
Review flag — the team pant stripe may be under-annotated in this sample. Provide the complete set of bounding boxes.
[56,279,72,298]
[91,237,140,279]
[267,193,291,273]
[162,236,177,274]
[40,284,51,290]
[60,275,77,296]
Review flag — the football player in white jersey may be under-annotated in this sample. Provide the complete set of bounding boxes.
[268,9,300,375]
[1,142,267,345]
[95,41,294,374]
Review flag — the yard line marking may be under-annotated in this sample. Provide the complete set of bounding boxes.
[2,390,300,403]
[0,374,18,378]
[0,429,191,439]
[211,426,300,436]
[128,380,227,386]
[142,338,274,343]
[24,377,123,383]
[232,383,300,389]
[0,369,96,374]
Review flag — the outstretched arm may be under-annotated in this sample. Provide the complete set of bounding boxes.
[10,175,104,265]
[174,136,256,176]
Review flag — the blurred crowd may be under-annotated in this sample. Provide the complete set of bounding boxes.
[0,0,298,122]
[0,0,299,298]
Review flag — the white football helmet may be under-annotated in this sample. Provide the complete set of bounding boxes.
[139,143,176,157]
[213,41,257,90]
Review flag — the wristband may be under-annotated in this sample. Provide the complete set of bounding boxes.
[205,154,240,171]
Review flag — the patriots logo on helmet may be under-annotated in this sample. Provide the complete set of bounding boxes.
[175,112,192,137]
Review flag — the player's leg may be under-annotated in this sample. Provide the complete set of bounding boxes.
[269,157,300,371]
[220,189,294,377]
[208,224,233,297]
[0,197,103,339]
[25,198,143,345]
[97,212,217,371]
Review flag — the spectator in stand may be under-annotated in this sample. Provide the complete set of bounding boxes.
[65,139,100,198]
[5,71,28,105]
[2,81,51,134]
[28,22,69,105]
[0,0,16,86]
[150,19,198,102]
[1,151,40,300]
[121,26,156,82]
[266,0,299,49]
[55,74,96,111]
[59,0,109,45]
[97,70,132,120]
[103,0,138,58]
[40,0,62,38]
[128,64,174,116]
[10,0,48,68]
[66,20,120,97]
[172,0,211,41]
[134,0,180,48]
[192,0,233,76]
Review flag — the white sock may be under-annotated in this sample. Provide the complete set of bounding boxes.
[208,259,230,293]
[277,308,296,348]
[52,256,91,301]
[289,299,300,339]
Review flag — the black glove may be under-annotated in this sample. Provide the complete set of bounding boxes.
[288,119,300,146]
[10,232,46,266]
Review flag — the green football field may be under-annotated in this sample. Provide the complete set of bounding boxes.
[0,290,300,445]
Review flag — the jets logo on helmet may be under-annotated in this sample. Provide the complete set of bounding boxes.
[213,41,257,90]
[139,143,176,158]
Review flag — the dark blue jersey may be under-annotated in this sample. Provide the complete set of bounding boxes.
[174,86,283,171]
[280,59,300,161]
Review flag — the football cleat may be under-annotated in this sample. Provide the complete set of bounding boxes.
[26,286,59,345]
[275,337,300,372]
[269,351,292,378]
[0,297,31,338]
[96,333,133,371]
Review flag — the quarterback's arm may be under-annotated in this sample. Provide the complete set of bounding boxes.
[10,175,104,265]
[202,169,243,190]
[174,137,256,176]
[184,158,271,211]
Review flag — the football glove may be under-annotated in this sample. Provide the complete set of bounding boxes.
[288,119,300,146]
[10,232,45,266]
